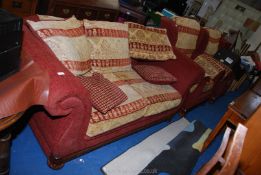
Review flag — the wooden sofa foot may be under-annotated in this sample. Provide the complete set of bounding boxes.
[48,156,64,170]
[179,108,186,117]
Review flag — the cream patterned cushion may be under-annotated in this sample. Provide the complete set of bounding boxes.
[83,20,131,73]
[27,16,91,75]
[127,22,176,61]
[204,28,222,56]
[172,16,200,58]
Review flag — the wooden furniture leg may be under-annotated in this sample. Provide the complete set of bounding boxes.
[0,132,11,175]
[203,109,234,150]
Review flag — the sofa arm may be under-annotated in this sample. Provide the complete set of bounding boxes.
[23,18,92,122]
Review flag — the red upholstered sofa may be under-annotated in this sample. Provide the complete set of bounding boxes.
[22,16,204,168]
[161,16,233,113]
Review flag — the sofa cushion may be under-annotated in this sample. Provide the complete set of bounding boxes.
[27,16,91,75]
[86,72,148,137]
[127,22,176,61]
[172,16,200,58]
[204,28,222,56]
[113,70,182,117]
[86,70,182,137]
[133,65,177,84]
[194,54,225,80]
[83,20,131,73]
[78,73,127,114]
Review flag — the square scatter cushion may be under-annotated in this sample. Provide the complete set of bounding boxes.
[78,73,128,114]
[27,16,91,76]
[172,16,200,58]
[127,22,176,61]
[133,65,177,84]
[84,20,132,73]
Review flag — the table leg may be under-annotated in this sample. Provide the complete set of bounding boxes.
[203,109,233,150]
[0,132,11,175]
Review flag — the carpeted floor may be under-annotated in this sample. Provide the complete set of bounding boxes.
[10,84,247,175]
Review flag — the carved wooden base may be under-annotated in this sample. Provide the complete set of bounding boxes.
[0,133,11,175]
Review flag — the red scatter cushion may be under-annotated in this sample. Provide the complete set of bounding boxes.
[133,65,177,84]
[78,73,127,114]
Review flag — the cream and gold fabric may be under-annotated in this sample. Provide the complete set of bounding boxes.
[83,20,131,73]
[27,16,91,75]
[86,70,182,137]
[194,54,225,80]
[86,72,148,137]
[172,16,200,58]
[127,22,176,61]
[204,28,222,56]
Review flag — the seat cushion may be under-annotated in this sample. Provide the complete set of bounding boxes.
[27,16,91,75]
[194,54,225,80]
[86,70,182,137]
[78,73,127,114]
[172,16,200,58]
[127,22,176,61]
[204,28,222,56]
[133,65,177,84]
[83,20,131,73]
[113,70,182,117]
[86,72,148,137]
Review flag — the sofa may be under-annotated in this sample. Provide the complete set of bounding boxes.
[22,15,205,168]
[161,16,233,113]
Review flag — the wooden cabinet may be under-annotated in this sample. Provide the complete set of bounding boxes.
[119,1,147,24]
[0,0,38,17]
[47,0,119,21]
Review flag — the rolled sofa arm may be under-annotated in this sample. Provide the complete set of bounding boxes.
[22,17,92,156]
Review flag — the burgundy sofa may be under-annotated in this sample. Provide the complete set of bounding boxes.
[161,16,233,113]
[22,16,204,168]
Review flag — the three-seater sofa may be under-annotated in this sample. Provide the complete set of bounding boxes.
[23,15,206,168]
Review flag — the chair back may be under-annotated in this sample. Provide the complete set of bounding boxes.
[197,124,248,175]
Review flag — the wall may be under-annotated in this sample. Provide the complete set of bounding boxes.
[206,0,261,38]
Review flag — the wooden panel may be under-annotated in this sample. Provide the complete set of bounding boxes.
[240,107,261,175]
[77,7,98,20]
[51,4,77,18]
[0,0,38,17]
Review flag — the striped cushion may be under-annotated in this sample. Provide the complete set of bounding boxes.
[133,65,177,84]
[78,73,127,114]
[84,20,131,73]
[172,16,200,58]
[127,22,176,61]
[27,16,91,75]
[204,28,222,55]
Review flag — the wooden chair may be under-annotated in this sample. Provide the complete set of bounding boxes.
[197,124,248,175]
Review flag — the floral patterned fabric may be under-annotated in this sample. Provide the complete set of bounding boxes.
[172,16,200,58]
[127,22,176,61]
[204,28,222,56]
[83,20,131,73]
[27,16,91,75]
[78,73,127,114]
[86,70,182,137]
[133,65,177,84]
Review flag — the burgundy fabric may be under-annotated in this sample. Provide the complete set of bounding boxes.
[132,47,205,99]
[24,15,205,160]
[160,17,178,48]
[23,16,93,156]
[192,28,209,59]
[133,64,177,84]
[78,73,127,114]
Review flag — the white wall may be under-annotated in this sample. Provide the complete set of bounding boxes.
[206,0,261,36]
